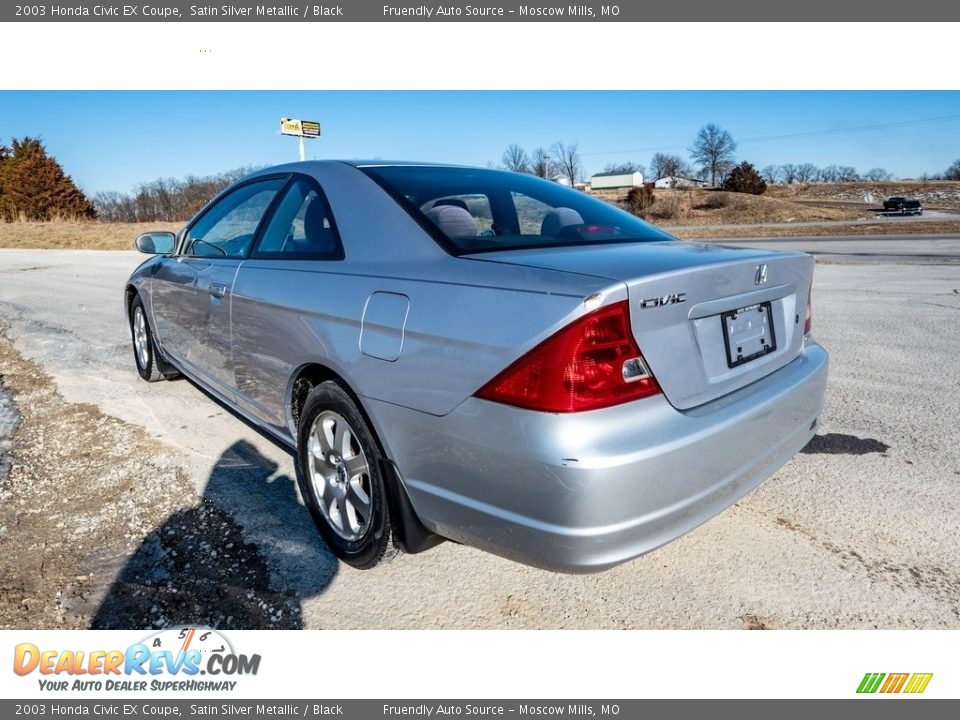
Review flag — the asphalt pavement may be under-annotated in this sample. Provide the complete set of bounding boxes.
[703,233,960,264]
[0,235,958,628]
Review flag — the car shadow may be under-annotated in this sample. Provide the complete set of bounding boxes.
[90,437,338,630]
[801,433,890,455]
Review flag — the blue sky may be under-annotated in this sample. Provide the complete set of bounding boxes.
[2,91,959,194]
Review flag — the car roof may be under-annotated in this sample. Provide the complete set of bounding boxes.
[342,160,474,168]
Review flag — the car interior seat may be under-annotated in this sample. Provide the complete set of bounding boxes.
[425,204,478,240]
[432,198,471,212]
[541,207,584,237]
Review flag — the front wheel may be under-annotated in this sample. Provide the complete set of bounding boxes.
[296,381,396,569]
[130,296,165,382]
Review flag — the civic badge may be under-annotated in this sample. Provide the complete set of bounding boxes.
[755,264,768,285]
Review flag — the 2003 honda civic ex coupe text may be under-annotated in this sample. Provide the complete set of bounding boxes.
[125,161,828,572]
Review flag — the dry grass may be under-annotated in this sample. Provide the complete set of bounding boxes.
[593,188,867,226]
[767,181,960,209]
[2,190,960,251]
[0,221,181,251]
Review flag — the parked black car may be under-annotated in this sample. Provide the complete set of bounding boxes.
[900,199,923,216]
[883,196,906,211]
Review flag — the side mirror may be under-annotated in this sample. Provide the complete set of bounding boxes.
[135,231,176,255]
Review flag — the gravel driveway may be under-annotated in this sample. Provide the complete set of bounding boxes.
[0,241,958,629]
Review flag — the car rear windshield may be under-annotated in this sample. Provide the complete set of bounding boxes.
[359,165,674,254]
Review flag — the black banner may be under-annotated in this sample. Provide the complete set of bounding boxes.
[4,0,960,22]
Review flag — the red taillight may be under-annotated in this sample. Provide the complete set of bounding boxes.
[475,301,661,413]
[804,286,813,334]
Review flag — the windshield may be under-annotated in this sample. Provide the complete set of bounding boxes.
[360,165,674,254]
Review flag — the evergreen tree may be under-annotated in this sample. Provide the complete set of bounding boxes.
[0,137,96,221]
[723,161,767,195]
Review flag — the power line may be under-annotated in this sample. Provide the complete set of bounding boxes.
[741,113,960,144]
[582,113,960,158]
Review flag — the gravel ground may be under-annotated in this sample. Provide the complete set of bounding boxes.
[0,377,19,482]
[0,243,958,629]
[0,329,310,630]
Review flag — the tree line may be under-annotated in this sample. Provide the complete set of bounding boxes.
[501,141,585,185]
[0,135,258,224]
[500,124,960,188]
[4,132,960,225]
[92,167,258,223]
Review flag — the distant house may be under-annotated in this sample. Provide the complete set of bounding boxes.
[589,171,644,190]
[654,176,708,189]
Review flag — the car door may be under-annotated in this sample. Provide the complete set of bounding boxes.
[231,175,345,433]
[151,176,287,399]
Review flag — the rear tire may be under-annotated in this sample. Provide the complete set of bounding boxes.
[130,295,166,382]
[296,381,396,569]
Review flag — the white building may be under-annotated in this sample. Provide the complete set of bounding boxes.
[654,176,708,189]
[589,171,644,190]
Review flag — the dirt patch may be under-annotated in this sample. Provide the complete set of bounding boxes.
[774,516,960,616]
[0,327,300,629]
[741,613,770,630]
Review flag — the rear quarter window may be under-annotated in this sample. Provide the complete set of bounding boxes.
[360,165,673,255]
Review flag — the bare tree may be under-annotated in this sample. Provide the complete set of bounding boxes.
[818,165,839,183]
[862,167,892,182]
[650,152,683,181]
[530,147,552,178]
[689,123,737,186]
[795,163,819,183]
[945,159,960,181]
[502,144,530,173]
[781,163,798,184]
[836,166,860,182]
[680,160,700,180]
[550,141,583,185]
[602,161,645,176]
[761,165,781,184]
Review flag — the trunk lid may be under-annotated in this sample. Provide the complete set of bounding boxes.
[469,240,814,410]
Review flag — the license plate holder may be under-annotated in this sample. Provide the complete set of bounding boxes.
[721,302,776,368]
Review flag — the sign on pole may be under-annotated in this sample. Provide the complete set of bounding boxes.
[280,117,321,161]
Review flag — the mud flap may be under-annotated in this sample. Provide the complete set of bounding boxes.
[380,459,445,554]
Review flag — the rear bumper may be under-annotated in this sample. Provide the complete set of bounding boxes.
[366,341,829,572]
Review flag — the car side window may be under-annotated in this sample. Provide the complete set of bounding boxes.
[183,178,286,258]
[252,177,344,260]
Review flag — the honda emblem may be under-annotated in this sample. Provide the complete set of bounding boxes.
[755,264,768,285]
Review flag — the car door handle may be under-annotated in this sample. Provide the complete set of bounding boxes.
[209,283,227,299]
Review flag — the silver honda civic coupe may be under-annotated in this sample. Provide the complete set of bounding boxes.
[125,161,828,572]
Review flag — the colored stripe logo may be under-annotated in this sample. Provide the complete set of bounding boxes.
[857,672,933,694]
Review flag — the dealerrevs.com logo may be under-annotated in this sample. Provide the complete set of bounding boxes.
[13,627,260,692]
[857,673,933,695]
